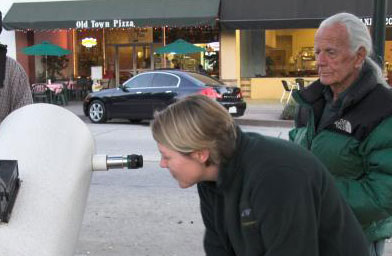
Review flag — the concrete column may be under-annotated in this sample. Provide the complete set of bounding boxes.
[240,30,266,78]
[115,46,119,86]
[220,28,237,85]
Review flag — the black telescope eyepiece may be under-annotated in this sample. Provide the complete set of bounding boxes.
[127,154,143,169]
[102,154,143,170]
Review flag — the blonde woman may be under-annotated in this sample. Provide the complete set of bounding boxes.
[152,95,368,256]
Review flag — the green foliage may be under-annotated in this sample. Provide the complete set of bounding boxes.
[41,55,69,81]
[280,99,297,120]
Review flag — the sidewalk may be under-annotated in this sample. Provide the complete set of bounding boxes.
[63,99,294,128]
[64,101,86,120]
[236,99,294,128]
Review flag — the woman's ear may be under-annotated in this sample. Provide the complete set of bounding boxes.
[191,149,210,164]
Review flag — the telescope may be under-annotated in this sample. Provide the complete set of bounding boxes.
[0,103,143,255]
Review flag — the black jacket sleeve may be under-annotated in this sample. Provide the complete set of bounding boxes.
[197,183,235,256]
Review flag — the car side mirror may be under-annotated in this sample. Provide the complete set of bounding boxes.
[118,84,127,91]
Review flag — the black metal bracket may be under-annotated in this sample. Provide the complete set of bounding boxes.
[0,160,21,223]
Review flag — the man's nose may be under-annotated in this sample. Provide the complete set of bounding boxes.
[316,52,327,66]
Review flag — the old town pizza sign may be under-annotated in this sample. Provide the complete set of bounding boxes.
[76,19,135,29]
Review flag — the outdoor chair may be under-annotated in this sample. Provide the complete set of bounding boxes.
[295,78,305,90]
[52,88,67,106]
[65,79,80,101]
[77,77,92,99]
[280,80,298,105]
[31,83,52,103]
[55,80,70,103]
[59,80,73,103]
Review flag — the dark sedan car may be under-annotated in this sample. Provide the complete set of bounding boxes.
[83,70,247,123]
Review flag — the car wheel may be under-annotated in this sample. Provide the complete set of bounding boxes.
[89,100,107,123]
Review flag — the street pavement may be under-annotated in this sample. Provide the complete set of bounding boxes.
[63,99,293,129]
[63,100,391,255]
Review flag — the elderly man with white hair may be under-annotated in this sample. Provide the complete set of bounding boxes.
[290,12,392,256]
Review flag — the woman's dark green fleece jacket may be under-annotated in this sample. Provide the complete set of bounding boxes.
[197,129,369,256]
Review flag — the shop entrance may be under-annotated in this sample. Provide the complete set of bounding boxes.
[113,43,154,85]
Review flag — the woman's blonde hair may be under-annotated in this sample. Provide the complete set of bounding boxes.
[151,95,237,166]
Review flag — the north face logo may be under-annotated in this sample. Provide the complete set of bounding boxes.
[241,208,252,217]
[334,119,352,133]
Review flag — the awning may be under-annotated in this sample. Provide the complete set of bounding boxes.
[220,0,392,29]
[3,0,220,30]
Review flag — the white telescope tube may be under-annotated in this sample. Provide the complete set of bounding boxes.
[0,104,94,256]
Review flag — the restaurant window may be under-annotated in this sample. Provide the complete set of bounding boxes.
[105,28,153,82]
[154,27,219,76]
[384,26,392,85]
[75,30,104,77]
[265,29,318,77]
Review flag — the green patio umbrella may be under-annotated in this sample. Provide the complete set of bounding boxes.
[155,39,205,69]
[22,41,71,82]
[155,39,205,54]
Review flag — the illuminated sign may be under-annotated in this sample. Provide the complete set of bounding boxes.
[361,17,392,26]
[82,37,97,48]
[76,19,135,29]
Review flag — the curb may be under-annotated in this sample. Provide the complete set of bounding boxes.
[79,114,294,128]
[235,119,294,128]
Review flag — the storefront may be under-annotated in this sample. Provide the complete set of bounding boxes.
[219,0,392,99]
[3,0,220,85]
[4,0,392,99]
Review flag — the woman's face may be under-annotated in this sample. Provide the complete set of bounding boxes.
[157,143,208,188]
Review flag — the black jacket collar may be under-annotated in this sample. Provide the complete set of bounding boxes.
[217,127,245,192]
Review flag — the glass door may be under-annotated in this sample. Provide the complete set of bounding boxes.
[134,45,152,74]
[113,44,154,85]
[118,46,134,84]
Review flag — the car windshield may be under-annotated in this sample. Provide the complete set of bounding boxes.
[187,73,224,86]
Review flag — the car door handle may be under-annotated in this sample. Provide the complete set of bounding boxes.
[165,91,172,93]
[136,91,142,94]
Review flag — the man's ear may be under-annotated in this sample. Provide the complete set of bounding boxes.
[355,46,367,68]
[191,149,210,164]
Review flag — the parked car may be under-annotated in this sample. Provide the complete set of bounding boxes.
[83,70,247,123]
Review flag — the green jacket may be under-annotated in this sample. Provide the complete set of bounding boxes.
[289,61,392,242]
[198,128,368,255]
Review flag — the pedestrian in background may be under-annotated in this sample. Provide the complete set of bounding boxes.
[289,12,392,256]
[197,64,207,75]
[152,95,369,256]
[0,11,33,123]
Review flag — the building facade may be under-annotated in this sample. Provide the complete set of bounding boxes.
[219,0,392,99]
[3,0,220,85]
[3,0,392,99]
